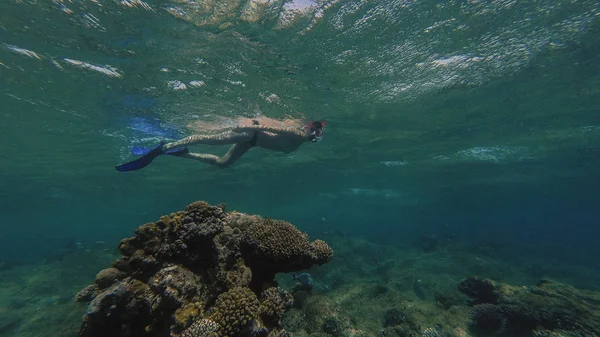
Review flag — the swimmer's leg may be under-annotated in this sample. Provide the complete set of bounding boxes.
[115,131,253,172]
[175,142,254,168]
[162,131,253,151]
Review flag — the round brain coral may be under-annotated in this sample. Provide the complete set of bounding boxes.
[209,287,260,336]
[245,219,311,260]
[241,218,333,272]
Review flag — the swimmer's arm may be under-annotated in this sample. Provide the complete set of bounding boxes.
[233,125,302,137]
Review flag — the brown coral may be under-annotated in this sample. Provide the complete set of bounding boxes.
[185,201,226,227]
[210,287,260,337]
[259,287,294,325]
[310,240,334,264]
[225,258,252,289]
[243,218,311,260]
[155,212,185,231]
[135,222,162,254]
[174,302,205,333]
[236,217,334,281]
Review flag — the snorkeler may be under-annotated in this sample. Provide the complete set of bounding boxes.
[115,117,327,172]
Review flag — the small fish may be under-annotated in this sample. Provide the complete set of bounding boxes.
[413,279,427,300]
[292,272,314,287]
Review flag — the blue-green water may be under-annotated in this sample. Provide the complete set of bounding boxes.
[1,0,600,335]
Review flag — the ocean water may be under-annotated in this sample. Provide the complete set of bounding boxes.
[1,0,600,336]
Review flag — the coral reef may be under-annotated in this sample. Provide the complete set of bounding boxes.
[75,200,333,337]
[6,229,600,337]
[458,276,600,336]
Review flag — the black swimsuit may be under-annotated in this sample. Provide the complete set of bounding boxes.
[249,119,259,146]
[249,131,258,147]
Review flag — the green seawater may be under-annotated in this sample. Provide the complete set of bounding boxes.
[1,0,600,335]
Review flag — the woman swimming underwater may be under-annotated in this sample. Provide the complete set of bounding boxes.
[115,116,327,172]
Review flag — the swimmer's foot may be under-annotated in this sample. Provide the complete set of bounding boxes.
[165,146,189,156]
[116,142,190,172]
[116,142,165,172]
[131,144,188,156]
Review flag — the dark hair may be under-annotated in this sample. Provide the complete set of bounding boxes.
[311,121,323,129]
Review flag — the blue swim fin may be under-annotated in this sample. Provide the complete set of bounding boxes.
[116,142,165,172]
[131,146,150,155]
[165,147,188,156]
[131,146,188,156]
[116,143,189,172]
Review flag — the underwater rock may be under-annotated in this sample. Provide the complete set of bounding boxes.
[458,276,600,336]
[76,200,334,337]
[383,307,407,327]
[94,267,126,289]
[456,276,499,304]
[75,284,99,302]
[469,303,506,334]
[82,277,153,336]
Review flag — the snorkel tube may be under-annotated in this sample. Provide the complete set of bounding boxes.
[305,120,327,142]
